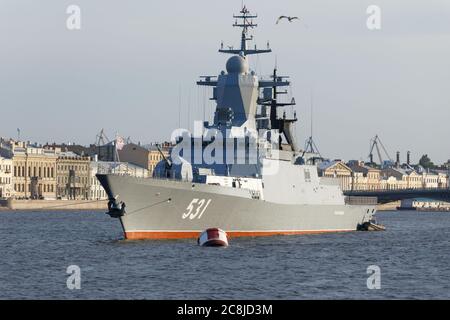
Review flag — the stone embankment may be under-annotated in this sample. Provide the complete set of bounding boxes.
[0,199,108,211]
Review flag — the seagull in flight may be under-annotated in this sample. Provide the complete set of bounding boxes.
[276,16,300,24]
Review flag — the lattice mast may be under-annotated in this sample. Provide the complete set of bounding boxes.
[219,6,272,56]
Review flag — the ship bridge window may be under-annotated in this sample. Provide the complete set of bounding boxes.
[304,169,311,182]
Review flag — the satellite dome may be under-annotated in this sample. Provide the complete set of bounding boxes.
[226,54,249,74]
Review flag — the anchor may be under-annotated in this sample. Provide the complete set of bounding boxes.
[106,199,126,218]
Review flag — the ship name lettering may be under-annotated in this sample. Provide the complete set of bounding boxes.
[182,198,212,219]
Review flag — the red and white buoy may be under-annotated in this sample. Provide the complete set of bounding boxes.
[197,228,229,247]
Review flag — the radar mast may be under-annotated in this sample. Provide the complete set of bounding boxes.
[219,5,272,56]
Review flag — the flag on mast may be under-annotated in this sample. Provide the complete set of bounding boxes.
[114,134,124,166]
[115,135,125,151]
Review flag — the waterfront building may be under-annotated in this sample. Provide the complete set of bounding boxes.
[380,175,407,190]
[317,160,352,191]
[348,171,368,191]
[56,152,90,200]
[437,172,449,188]
[89,161,108,200]
[421,172,440,189]
[419,171,449,189]
[347,161,381,191]
[0,156,13,198]
[0,139,58,199]
[427,170,449,188]
[381,167,422,189]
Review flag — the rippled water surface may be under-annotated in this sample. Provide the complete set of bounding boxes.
[0,210,449,299]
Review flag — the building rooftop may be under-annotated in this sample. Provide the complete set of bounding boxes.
[347,162,381,173]
[90,160,148,171]
[318,160,342,171]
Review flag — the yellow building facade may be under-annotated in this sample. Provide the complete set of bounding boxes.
[318,161,352,191]
[56,152,91,200]
[348,161,381,191]
[0,156,13,198]
[9,142,59,199]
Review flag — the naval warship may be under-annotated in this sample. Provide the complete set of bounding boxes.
[98,7,377,240]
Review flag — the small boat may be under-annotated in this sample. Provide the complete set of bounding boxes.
[198,228,229,247]
[366,222,386,231]
[357,220,386,231]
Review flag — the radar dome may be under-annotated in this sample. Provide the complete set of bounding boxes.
[226,54,249,74]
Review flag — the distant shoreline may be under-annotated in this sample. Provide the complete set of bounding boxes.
[0,199,108,211]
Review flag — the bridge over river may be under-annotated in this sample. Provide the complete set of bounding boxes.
[343,188,450,204]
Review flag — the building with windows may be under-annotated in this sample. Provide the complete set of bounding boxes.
[56,152,90,200]
[0,139,58,199]
[347,161,381,191]
[380,175,408,190]
[421,172,440,189]
[317,160,352,191]
[0,156,13,198]
[381,167,423,189]
[437,172,449,188]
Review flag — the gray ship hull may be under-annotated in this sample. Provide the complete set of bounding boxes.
[98,174,376,239]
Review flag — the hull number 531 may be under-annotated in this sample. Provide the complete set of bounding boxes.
[182,199,212,220]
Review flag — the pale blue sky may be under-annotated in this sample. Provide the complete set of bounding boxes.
[0,0,449,163]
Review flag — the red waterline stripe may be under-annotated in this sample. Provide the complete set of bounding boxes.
[124,229,354,240]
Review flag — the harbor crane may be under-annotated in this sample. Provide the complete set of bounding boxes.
[95,129,110,146]
[368,135,392,166]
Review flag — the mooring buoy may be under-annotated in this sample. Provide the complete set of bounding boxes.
[198,228,229,247]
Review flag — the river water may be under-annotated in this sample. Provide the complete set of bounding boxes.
[0,210,449,299]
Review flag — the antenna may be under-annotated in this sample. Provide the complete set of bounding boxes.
[178,85,181,129]
[218,6,271,56]
[304,136,322,157]
[303,89,321,157]
[202,86,206,123]
[187,88,191,132]
[310,89,313,139]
